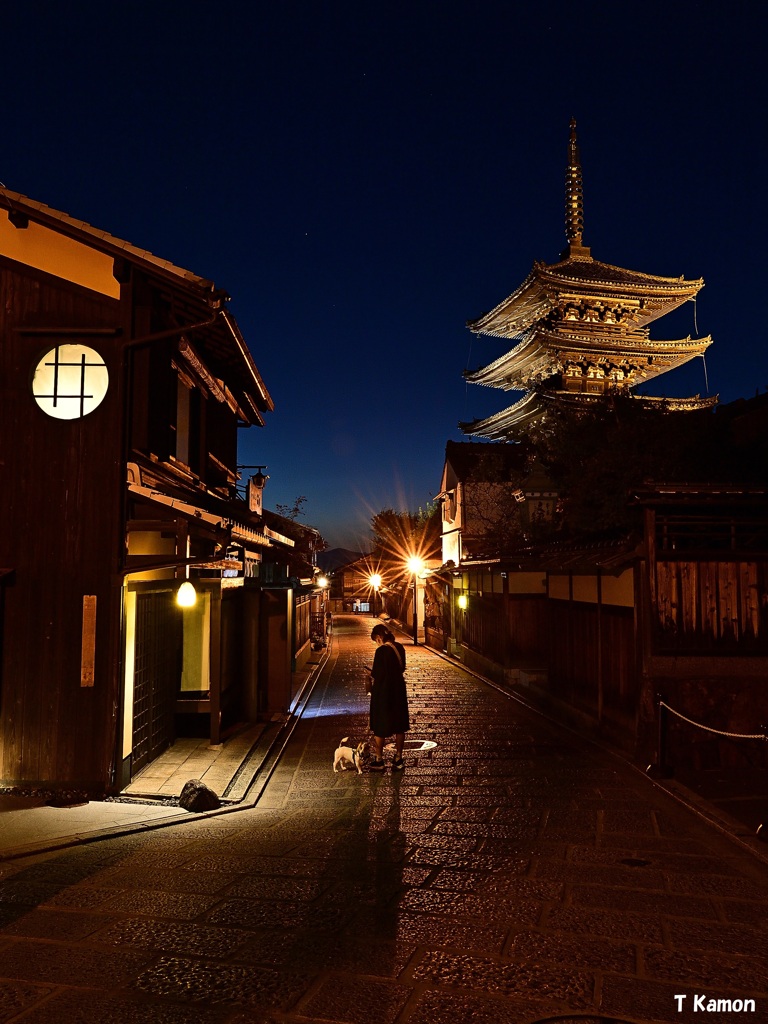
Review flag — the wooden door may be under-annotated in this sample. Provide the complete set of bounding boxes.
[132,591,182,773]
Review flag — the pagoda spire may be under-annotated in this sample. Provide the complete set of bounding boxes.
[564,118,590,258]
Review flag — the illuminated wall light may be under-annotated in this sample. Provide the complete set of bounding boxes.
[176,581,197,607]
[457,594,468,610]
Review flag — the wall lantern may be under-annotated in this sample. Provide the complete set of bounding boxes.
[176,581,197,608]
[457,594,468,610]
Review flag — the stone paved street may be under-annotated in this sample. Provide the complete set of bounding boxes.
[1,614,767,1023]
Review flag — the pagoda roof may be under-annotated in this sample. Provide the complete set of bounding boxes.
[461,392,545,438]
[461,390,718,441]
[466,327,712,391]
[469,253,704,339]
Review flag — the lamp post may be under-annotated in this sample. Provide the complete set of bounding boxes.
[406,556,424,645]
[369,573,381,616]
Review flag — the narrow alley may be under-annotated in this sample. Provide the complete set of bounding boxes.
[0,614,766,1024]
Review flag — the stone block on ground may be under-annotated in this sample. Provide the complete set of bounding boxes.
[179,779,220,812]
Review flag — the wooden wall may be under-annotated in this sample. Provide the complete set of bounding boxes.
[651,558,768,653]
[456,577,640,751]
[0,257,124,789]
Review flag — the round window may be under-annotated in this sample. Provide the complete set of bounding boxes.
[32,344,109,420]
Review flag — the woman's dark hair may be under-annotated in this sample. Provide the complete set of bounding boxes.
[370,624,388,641]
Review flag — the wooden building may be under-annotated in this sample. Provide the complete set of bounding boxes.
[333,556,379,613]
[0,187,304,793]
[441,481,768,768]
[462,120,715,440]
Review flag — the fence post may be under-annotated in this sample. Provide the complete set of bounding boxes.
[647,696,673,779]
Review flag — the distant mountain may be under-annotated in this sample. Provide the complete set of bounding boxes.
[317,548,368,572]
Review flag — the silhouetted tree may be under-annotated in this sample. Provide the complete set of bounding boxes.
[370,504,441,562]
[274,495,308,520]
[526,396,731,538]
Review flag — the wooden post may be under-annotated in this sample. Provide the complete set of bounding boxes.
[757,725,768,842]
[647,696,673,778]
[209,588,222,746]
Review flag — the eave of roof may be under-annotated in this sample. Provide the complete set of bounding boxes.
[465,330,713,391]
[0,187,215,294]
[633,483,768,504]
[460,535,641,574]
[468,255,705,338]
[541,255,703,292]
[462,389,719,440]
[1,187,274,422]
[460,392,544,438]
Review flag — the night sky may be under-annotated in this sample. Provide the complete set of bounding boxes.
[2,2,764,550]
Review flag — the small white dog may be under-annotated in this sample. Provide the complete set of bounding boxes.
[333,736,369,774]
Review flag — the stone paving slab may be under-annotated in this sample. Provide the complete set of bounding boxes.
[0,614,767,1024]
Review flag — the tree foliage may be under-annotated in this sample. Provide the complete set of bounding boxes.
[449,443,537,556]
[370,503,441,562]
[274,495,308,520]
[526,396,737,538]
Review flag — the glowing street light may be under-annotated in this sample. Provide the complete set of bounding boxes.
[406,556,424,645]
[369,573,381,616]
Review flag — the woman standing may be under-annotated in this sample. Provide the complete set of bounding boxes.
[368,623,409,771]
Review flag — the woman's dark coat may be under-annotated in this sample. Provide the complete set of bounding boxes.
[369,642,410,737]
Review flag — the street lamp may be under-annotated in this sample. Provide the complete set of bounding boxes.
[406,556,424,645]
[369,573,381,616]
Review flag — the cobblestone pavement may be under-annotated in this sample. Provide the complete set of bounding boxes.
[1,614,767,1024]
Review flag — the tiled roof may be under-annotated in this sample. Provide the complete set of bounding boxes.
[465,327,713,391]
[540,255,703,291]
[460,392,544,439]
[468,254,704,338]
[444,439,529,480]
[0,187,214,292]
[462,390,718,441]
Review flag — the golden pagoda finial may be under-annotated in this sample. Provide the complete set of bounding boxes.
[564,118,587,254]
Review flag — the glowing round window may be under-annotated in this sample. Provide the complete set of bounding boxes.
[32,345,109,420]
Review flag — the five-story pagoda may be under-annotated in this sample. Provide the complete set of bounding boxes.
[462,121,715,439]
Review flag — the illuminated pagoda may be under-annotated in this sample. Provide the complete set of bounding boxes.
[462,120,715,440]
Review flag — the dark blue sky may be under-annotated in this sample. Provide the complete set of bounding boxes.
[3,2,764,549]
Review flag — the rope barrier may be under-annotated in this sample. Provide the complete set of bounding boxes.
[659,700,767,741]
